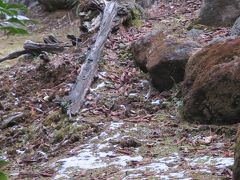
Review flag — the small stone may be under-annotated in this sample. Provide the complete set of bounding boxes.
[43,95,50,101]
[197,0,240,27]
[119,43,126,49]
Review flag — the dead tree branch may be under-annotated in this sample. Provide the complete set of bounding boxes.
[67,1,118,115]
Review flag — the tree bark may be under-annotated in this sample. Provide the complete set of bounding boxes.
[0,40,67,63]
[67,1,118,115]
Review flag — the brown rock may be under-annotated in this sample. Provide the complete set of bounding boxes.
[182,38,240,124]
[131,31,200,91]
[131,31,164,73]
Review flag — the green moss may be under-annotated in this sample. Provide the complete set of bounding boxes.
[123,6,143,28]
[187,19,218,31]
[131,19,143,28]
[53,129,66,143]
[130,8,143,27]
[44,109,65,126]
[156,138,179,156]
[154,114,169,122]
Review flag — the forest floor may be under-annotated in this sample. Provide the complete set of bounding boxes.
[0,1,237,179]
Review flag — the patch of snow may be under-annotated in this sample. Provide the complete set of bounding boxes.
[104,132,121,141]
[199,169,212,173]
[170,171,185,178]
[109,121,124,130]
[123,173,142,179]
[210,157,234,168]
[37,151,48,159]
[139,162,168,171]
[57,149,108,172]
[99,132,108,138]
[10,172,19,177]
[128,93,138,97]
[98,71,107,77]
[160,175,170,180]
[16,149,25,155]
[0,153,7,160]
[158,155,180,164]
[54,174,70,179]
[52,120,234,180]
[151,99,161,105]
[97,143,109,150]
[125,155,181,174]
[112,155,143,166]
[120,105,126,110]
[90,82,106,91]
[190,156,234,168]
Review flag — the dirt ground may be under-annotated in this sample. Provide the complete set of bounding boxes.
[0,1,237,179]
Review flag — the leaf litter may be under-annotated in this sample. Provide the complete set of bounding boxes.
[0,0,236,179]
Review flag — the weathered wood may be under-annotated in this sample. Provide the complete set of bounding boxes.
[0,40,68,63]
[79,1,143,34]
[24,40,65,53]
[1,112,25,129]
[67,1,118,115]
[67,34,82,46]
[0,50,30,63]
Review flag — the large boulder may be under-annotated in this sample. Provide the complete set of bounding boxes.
[197,0,240,27]
[182,38,240,124]
[131,31,200,92]
[38,0,78,11]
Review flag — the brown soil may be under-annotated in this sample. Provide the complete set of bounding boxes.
[0,1,236,179]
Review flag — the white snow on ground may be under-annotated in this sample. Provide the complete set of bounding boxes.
[53,121,234,179]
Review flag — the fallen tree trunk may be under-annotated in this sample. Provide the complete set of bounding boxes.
[23,40,65,53]
[67,1,118,115]
[0,39,68,63]
[0,50,29,63]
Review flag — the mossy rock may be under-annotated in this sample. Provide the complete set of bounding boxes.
[122,3,144,28]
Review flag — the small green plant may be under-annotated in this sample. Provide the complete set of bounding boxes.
[0,157,8,180]
[0,0,33,35]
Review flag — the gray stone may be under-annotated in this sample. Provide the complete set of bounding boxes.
[186,29,204,40]
[231,16,240,36]
[208,35,237,45]
[198,0,240,27]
